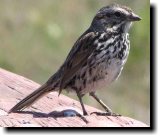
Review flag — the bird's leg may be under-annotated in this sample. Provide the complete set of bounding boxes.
[89,92,120,116]
[76,91,88,116]
[90,92,112,112]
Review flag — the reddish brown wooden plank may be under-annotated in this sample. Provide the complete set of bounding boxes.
[0,68,148,127]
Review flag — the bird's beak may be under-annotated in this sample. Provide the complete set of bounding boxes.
[128,13,141,21]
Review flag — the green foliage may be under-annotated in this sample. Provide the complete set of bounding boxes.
[0,0,150,124]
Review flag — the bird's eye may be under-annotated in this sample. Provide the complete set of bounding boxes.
[96,14,104,19]
[106,13,111,18]
[114,11,121,17]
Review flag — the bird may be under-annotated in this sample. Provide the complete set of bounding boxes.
[9,4,141,116]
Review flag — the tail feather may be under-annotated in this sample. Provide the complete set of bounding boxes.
[9,83,50,113]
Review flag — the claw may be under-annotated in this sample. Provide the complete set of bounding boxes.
[90,111,121,116]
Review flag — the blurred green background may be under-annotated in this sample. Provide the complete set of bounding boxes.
[0,0,150,125]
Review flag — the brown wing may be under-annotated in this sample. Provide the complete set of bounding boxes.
[58,31,99,95]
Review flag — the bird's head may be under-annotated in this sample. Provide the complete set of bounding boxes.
[91,4,141,33]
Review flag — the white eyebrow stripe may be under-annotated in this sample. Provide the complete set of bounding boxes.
[113,7,130,15]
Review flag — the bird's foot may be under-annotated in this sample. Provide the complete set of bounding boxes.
[83,111,88,116]
[90,111,121,116]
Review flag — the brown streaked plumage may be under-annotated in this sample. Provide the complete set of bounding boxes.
[9,4,141,115]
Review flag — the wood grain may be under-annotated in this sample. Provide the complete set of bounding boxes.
[0,68,148,127]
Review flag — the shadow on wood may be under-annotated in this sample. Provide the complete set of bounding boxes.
[0,68,148,127]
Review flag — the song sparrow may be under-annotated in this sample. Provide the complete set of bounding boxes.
[9,4,141,115]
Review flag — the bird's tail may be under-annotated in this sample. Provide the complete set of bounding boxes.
[9,83,51,113]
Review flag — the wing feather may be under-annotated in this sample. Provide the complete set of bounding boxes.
[58,31,99,95]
